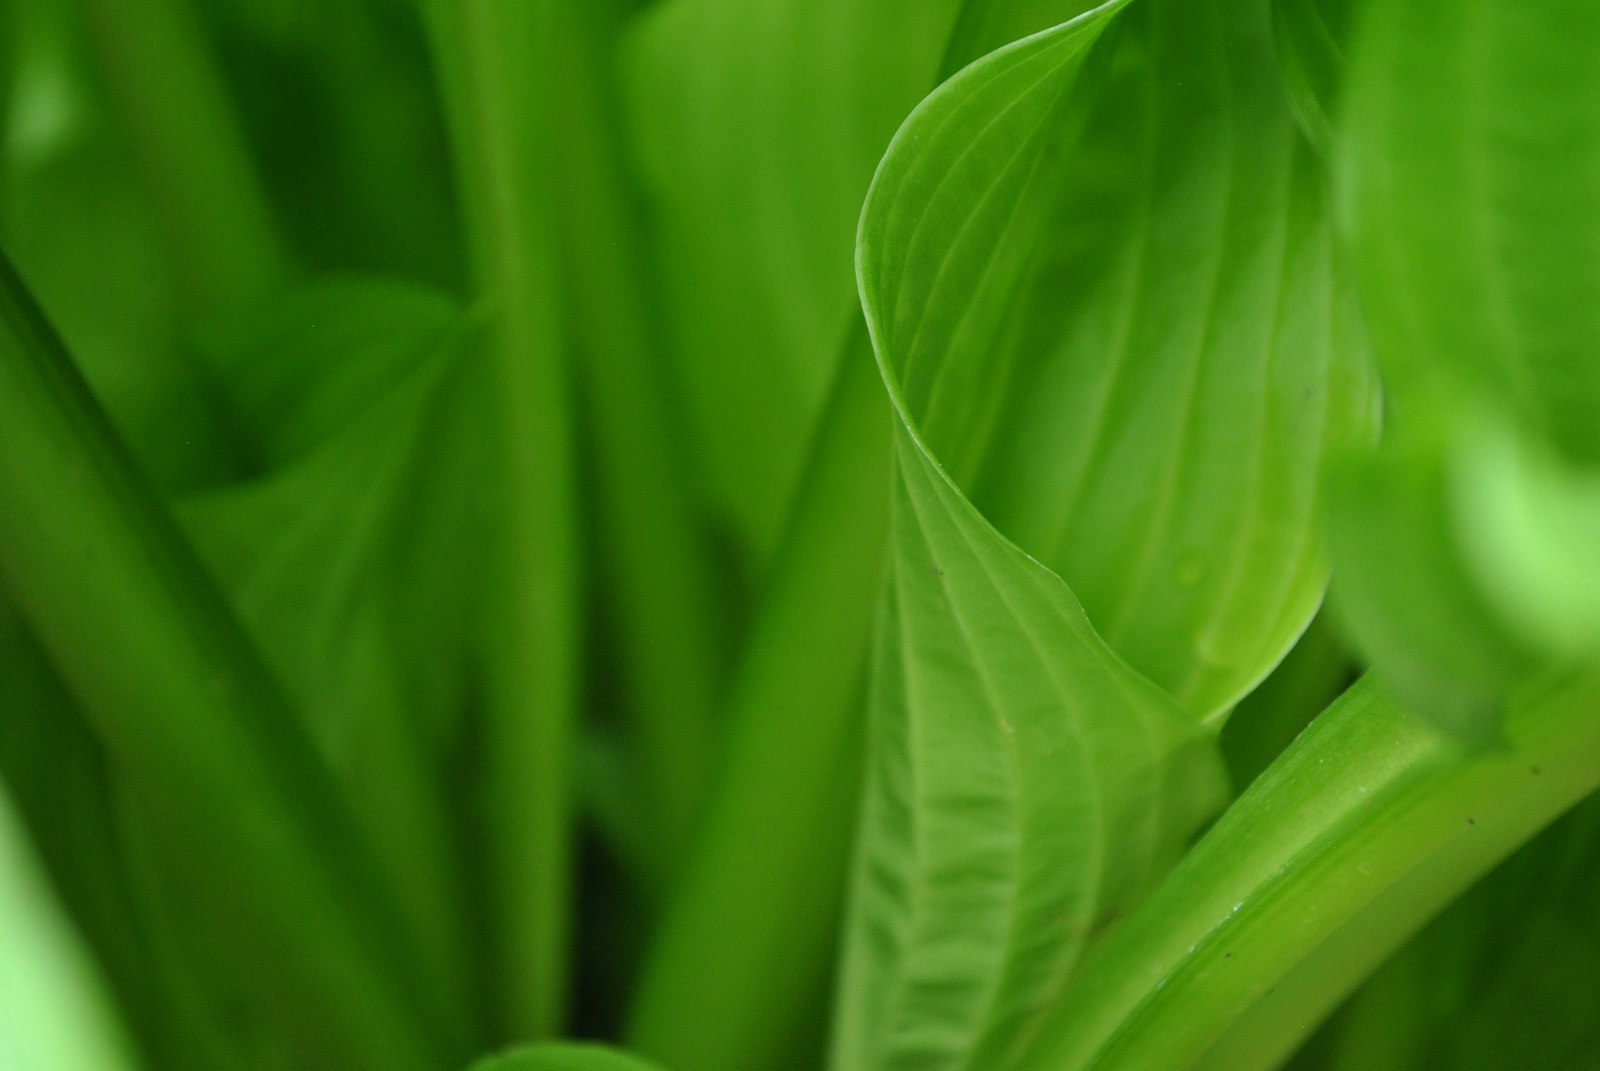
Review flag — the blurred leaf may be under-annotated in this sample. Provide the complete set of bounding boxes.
[1452,413,1600,660]
[1331,0,1600,732]
[0,255,470,1071]
[831,6,1230,1068]
[958,0,1378,721]
[1341,0,1600,466]
[470,1043,668,1071]
[0,0,235,489]
[620,0,963,563]
[0,779,141,1071]
[1325,424,1537,739]
[0,604,208,1069]
[178,277,487,1015]
[1269,0,1356,156]
[190,276,460,471]
[195,0,464,287]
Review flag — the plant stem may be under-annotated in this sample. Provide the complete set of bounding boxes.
[1025,670,1600,1071]
[0,249,453,1070]
[422,0,581,1041]
[75,0,286,314]
[627,326,892,1071]
[547,1,729,879]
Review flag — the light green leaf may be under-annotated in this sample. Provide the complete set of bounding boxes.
[958,0,1378,721]
[0,779,141,1071]
[620,0,963,562]
[470,1043,668,1071]
[1341,0,1600,466]
[1453,415,1600,658]
[0,605,190,1066]
[831,5,1229,1068]
[1324,423,1536,738]
[1331,0,1600,730]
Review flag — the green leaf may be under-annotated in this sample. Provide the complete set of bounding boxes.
[543,1,731,877]
[0,605,192,1067]
[620,0,963,562]
[194,0,465,289]
[955,0,1378,721]
[625,328,893,1071]
[1324,423,1537,738]
[470,1043,668,1071]
[831,6,1231,1068]
[1341,0,1600,466]
[835,0,1384,1063]
[178,278,486,1014]
[189,277,462,471]
[0,778,141,1071]
[0,0,235,490]
[0,252,457,1071]
[1269,0,1356,157]
[1330,0,1600,730]
[73,0,287,315]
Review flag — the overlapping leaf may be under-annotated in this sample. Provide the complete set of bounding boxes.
[959,0,1378,720]
[834,0,1378,1067]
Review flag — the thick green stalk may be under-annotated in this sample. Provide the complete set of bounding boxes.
[1024,670,1600,1071]
[75,0,286,313]
[0,251,453,1070]
[548,1,729,877]
[627,328,892,1071]
[423,0,581,1040]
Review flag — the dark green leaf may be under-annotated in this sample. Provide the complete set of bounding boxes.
[178,278,487,1009]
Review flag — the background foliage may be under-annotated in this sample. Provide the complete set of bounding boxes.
[1,0,1598,1069]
